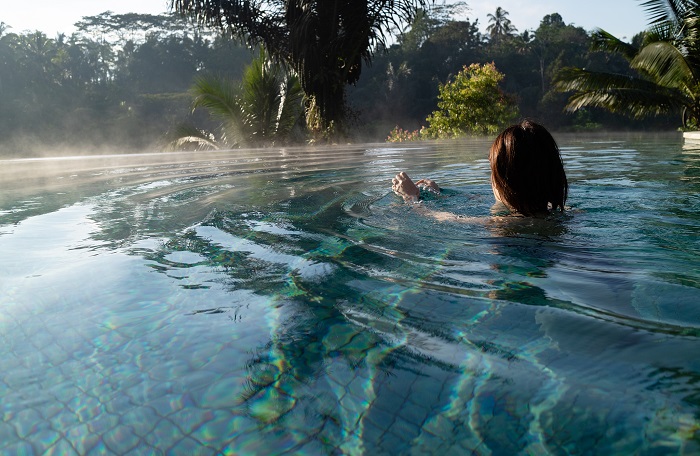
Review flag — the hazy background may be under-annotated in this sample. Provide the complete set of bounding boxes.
[3,0,647,41]
[0,1,666,157]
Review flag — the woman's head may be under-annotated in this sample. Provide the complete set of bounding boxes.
[489,120,568,214]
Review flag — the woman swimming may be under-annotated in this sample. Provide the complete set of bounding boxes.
[392,120,568,216]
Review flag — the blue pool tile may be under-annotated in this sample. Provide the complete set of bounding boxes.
[66,393,103,422]
[49,407,81,434]
[168,407,215,435]
[143,418,184,450]
[146,393,191,417]
[363,405,395,435]
[103,393,134,415]
[102,425,142,454]
[124,378,172,405]
[36,399,66,422]
[357,415,384,440]
[44,438,80,456]
[64,422,102,454]
[191,375,245,409]
[188,410,237,446]
[389,416,422,442]
[176,369,222,394]
[10,408,50,439]
[0,421,19,448]
[280,438,332,456]
[85,439,113,455]
[120,406,161,437]
[2,440,35,456]
[168,436,213,455]
[398,400,429,428]
[27,428,62,454]
[147,359,193,382]
[3,366,39,389]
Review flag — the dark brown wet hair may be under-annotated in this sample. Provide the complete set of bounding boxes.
[489,120,568,215]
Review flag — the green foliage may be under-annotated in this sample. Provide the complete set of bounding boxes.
[0,5,676,155]
[171,0,436,132]
[554,0,700,128]
[75,11,205,47]
[236,49,305,145]
[355,4,660,137]
[422,63,519,138]
[386,126,423,142]
[173,48,305,150]
[487,7,518,41]
[0,12,258,155]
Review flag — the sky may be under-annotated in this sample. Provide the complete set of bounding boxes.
[2,0,649,41]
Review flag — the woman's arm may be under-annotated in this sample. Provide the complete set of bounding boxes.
[391,171,485,223]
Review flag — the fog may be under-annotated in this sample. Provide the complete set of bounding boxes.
[0,8,677,162]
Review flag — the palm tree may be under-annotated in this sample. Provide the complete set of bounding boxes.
[172,48,305,150]
[171,0,434,133]
[486,7,517,41]
[554,0,700,128]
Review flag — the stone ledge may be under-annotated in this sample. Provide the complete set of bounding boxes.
[683,131,700,143]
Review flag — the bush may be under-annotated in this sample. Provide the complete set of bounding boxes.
[387,62,519,142]
[423,62,519,138]
[386,126,422,142]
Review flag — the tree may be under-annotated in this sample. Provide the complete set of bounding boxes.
[173,48,305,150]
[554,0,700,128]
[422,62,519,137]
[487,7,517,41]
[350,3,483,136]
[75,11,203,48]
[171,0,434,133]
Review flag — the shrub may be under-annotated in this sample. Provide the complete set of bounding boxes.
[423,62,519,138]
[386,126,422,142]
[387,62,519,142]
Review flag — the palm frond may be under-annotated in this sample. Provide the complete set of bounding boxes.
[173,0,437,129]
[240,48,283,140]
[631,40,694,89]
[679,11,700,73]
[565,89,682,117]
[643,20,675,43]
[171,0,287,53]
[189,74,250,147]
[591,29,639,61]
[168,124,220,151]
[554,1,700,127]
[639,0,689,26]
[173,135,221,150]
[190,75,241,121]
[555,67,685,117]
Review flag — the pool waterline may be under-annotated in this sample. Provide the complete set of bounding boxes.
[1,133,699,454]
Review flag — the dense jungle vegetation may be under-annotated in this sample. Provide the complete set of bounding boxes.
[0,6,675,155]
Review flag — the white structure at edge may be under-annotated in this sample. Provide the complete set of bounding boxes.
[683,131,700,143]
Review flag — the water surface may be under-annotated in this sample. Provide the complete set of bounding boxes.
[1,134,699,454]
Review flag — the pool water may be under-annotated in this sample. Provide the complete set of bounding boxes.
[1,134,699,454]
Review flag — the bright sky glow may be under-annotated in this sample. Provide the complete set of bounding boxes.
[2,0,649,41]
[466,0,649,40]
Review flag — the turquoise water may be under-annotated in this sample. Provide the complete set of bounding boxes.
[1,134,699,454]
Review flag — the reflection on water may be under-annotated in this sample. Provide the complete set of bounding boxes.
[1,135,699,454]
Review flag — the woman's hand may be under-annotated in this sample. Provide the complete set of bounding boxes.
[392,172,420,202]
[392,172,440,202]
[415,178,440,194]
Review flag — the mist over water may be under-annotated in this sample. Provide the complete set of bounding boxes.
[1,134,699,454]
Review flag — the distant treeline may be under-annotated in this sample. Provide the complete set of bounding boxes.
[0,9,674,155]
